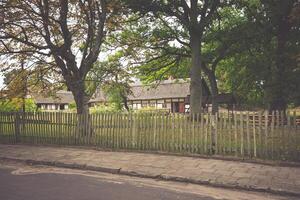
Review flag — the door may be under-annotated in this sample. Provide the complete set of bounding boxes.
[179,102,185,113]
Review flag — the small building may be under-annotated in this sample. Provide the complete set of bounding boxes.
[91,79,236,113]
[30,79,236,113]
[89,89,108,107]
[32,90,74,111]
[127,79,195,113]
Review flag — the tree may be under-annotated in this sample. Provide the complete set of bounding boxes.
[200,5,253,113]
[260,0,300,111]
[2,59,28,112]
[89,51,133,111]
[113,4,254,113]
[217,0,300,111]
[2,54,61,111]
[124,0,230,114]
[0,0,111,115]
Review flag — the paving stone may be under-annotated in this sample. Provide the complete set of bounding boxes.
[232,171,253,178]
[236,177,252,187]
[215,175,238,186]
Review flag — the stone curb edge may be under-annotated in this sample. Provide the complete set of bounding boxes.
[0,156,299,198]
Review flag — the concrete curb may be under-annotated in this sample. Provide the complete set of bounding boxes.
[0,156,299,197]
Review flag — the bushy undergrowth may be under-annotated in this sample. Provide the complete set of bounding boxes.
[0,98,37,112]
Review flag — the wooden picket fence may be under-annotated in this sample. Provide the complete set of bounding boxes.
[0,111,299,162]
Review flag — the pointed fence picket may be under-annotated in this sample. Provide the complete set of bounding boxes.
[0,111,299,161]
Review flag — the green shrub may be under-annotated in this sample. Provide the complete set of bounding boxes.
[0,98,37,112]
[0,100,16,112]
[68,101,77,110]
[25,98,37,112]
[90,103,123,114]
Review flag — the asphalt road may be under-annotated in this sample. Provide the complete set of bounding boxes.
[0,168,216,200]
[0,161,294,200]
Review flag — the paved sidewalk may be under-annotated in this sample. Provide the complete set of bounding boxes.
[0,144,299,196]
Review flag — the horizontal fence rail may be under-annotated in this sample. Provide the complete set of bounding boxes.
[0,111,299,162]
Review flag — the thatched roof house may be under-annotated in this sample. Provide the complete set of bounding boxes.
[31,79,236,113]
[32,90,74,110]
[91,79,235,113]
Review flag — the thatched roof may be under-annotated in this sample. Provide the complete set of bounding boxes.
[89,89,108,103]
[33,90,74,104]
[128,79,191,100]
[32,79,235,105]
[90,79,210,102]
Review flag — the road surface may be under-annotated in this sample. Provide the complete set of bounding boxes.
[0,160,295,200]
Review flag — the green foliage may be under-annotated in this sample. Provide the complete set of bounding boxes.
[218,0,300,109]
[134,106,169,114]
[0,98,37,112]
[68,102,77,110]
[103,85,126,111]
[89,51,133,111]
[216,58,265,107]
[0,100,18,112]
[1,0,299,112]
[25,99,38,112]
[68,101,123,113]
[106,12,191,84]
[90,104,123,114]
[120,0,299,111]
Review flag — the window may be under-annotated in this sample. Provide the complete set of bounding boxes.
[60,104,65,110]
[149,103,155,107]
[141,101,148,107]
[157,100,164,104]
[132,104,137,109]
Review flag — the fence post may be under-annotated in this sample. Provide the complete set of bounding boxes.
[252,111,257,158]
[14,112,21,143]
[211,113,217,154]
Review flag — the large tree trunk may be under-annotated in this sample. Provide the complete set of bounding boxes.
[121,94,130,111]
[189,32,203,115]
[68,80,92,137]
[73,90,90,115]
[267,15,289,112]
[207,70,218,154]
[206,70,219,114]
[65,76,90,115]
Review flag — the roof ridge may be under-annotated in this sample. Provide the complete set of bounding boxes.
[131,79,190,87]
